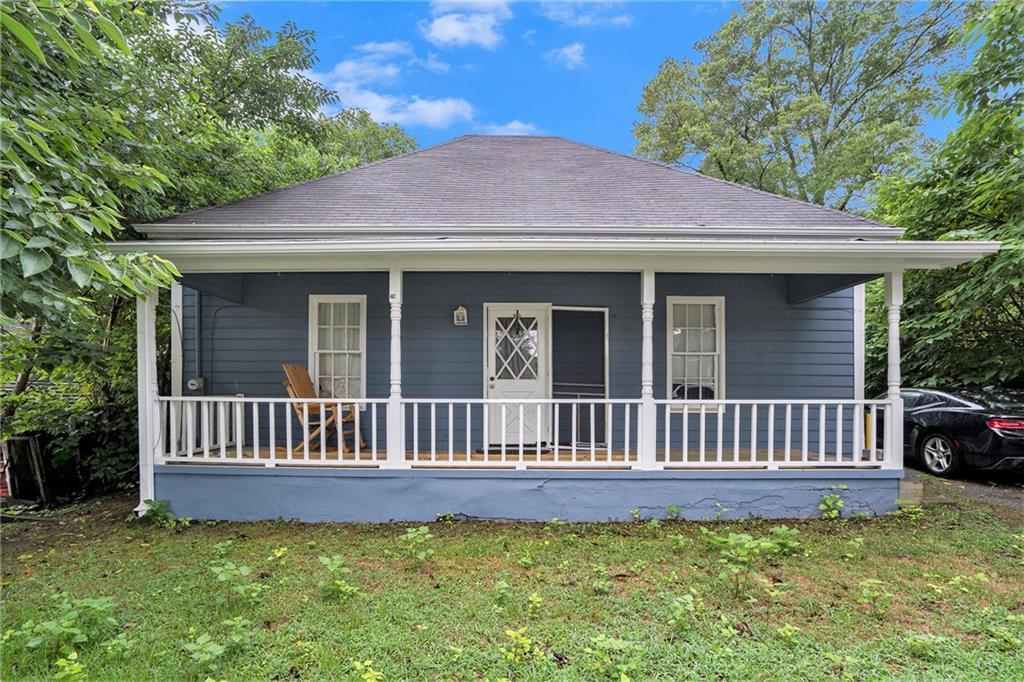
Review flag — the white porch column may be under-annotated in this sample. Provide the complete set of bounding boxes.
[385,268,408,467]
[884,271,904,470]
[135,289,159,513]
[639,270,659,469]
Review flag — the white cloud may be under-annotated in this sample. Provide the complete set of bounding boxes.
[540,2,633,28]
[431,1,512,19]
[355,40,414,56]
[395,97,475,128]
[315,44,473,129]
[479,120,544,135]
[328,81,475,129]
[322,56,401,84]
[410,52,452,74]
[421,13,503,49]
[421,1,513,49]
[545,42,586,70]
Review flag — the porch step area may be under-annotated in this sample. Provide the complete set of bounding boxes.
[160,445,882,469]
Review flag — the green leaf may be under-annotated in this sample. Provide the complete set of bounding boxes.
[67,260,92,287]
[91,13,129,54]
[20,248,53,277]
[38,18,82,64]
[0,235,22,259]
[1,12,47,65]
[71,19,103,58]
[24,236,53,249]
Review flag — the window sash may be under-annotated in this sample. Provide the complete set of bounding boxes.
[667,297,724,402]
[309,295,366,400]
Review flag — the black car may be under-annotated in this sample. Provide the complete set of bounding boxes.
[896,387,1024,476]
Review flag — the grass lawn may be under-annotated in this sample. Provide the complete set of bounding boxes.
[2,483,1022,681]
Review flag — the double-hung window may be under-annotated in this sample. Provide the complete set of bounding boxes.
[308,295,366,399]
[667,296,724,401]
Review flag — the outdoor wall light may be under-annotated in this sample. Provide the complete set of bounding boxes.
[453,305,468,326]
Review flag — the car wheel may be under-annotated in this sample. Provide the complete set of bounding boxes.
[919,433,960,477]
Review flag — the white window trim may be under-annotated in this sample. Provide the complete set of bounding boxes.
[666,295,726,405]
[308,294,367,401]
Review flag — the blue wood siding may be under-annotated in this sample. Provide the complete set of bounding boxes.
[179,271,855,452]
[655,274,854,400]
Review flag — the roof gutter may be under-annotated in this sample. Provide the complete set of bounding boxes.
[107,237,999,275]
[134,224,906,240]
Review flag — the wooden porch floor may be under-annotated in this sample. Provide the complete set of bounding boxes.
[161,445,880,468]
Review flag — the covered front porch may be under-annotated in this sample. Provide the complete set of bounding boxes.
[135,264,907,486]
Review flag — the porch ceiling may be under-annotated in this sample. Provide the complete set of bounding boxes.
[109,237,999,275]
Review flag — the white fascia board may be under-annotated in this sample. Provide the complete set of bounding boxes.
[108,238,999,275]
[135,223,905,240]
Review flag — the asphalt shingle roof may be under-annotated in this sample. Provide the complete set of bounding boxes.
[151,135,893,234]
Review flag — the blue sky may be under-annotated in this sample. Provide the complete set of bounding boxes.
[220,1,958,154]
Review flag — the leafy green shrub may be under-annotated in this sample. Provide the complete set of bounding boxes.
[581,634,639,680]
[493,579,512,612]
[892,499,924,521]
[318,555,359,602]
[666,590,705,636]
[141,499,191,530]
[819,485,848,520]
[182,618,253,669]
[665,503,682,520]
[591,565,613,595]
[775,623,801,646]
[526,592,544,619]
[53,650,85,680]
[351,659,385,681]
[209,559,265,604]
[904,633,944,660]
[699,525,802,595]
[399,526,435,564]
[183,632,226,666]
[3,593,117,659]
[498,627,547,664]
[856,578,894,616]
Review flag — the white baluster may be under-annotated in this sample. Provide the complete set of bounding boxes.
[835,404,843,463]
[699,404,706,464]
[169,401,178,458]
[302,402,310,461]
[252,401,260,461]
[268,402,276,466]
[818,404,826,464]
[750,404,758,463]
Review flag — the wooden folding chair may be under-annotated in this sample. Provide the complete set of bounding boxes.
[282,364,365,456]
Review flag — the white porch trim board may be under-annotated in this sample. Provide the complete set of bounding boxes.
[639,270,659,470]
[135,290,159,512]
[885,271,904,470]
[854,283,865,401]
[386,268,408,467]
[108,238,998,275]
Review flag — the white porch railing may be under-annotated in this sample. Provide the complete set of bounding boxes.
[656,399,893,468]
[153,396,896,470]
[401,398,642,468]
[156,396,389,465]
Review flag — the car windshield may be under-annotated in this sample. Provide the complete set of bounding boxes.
[955,387,1024,412]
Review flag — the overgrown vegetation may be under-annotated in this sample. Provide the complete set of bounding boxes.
[0,1,415,500]
[2,493,1022,680]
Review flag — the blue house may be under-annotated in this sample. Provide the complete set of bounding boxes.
[117,136,998,521]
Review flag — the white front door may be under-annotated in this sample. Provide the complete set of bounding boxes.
[485,304,550,447]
